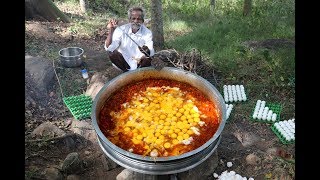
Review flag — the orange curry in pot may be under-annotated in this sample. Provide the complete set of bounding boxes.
[99,79,220,157]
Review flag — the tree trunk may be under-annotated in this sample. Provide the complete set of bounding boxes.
[243,0,252,16]
[150,0,164,51]
[25,0,71,23]
[80,0,87,14]
[210,0,216,15]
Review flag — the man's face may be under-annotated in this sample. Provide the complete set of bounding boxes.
[130,10,143,31]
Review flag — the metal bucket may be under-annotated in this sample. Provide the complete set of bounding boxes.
[58,47,84,68]
[91,67,227,175]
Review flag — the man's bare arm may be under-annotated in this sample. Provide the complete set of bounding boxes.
[105,19,118,48]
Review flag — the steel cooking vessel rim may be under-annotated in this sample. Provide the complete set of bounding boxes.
[58,47,84,58]
[91,67,227,161]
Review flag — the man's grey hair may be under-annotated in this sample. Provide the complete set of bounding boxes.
[127,6,145,21]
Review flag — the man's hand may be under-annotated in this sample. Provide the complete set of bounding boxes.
[107,19,118,34]
[138,45,150,57]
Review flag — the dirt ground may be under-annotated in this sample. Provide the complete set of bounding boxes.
[25,20,295,180]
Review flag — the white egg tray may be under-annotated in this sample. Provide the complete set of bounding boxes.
[251,100,282,123]
[223,85,247,103]
[271,118,295,144]
[214,170,254,180]
[226,104,234,121]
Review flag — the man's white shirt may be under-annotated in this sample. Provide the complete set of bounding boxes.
[105,23,155,70]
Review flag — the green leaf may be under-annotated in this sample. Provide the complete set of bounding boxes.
[280,76,284,81]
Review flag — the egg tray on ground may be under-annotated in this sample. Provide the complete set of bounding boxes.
[250,103,282,123]
[225,105,235,123]
[270,124,295,145]
[63,95,92,120]
[220,88,249,104]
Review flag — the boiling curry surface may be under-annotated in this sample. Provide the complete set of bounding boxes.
[99,79,220,157]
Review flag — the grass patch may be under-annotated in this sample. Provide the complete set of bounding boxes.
[54,64,88,98]
[55,0,115,37]
[25,34,61,60]
[165,0,295,86]
[163,0,295,119]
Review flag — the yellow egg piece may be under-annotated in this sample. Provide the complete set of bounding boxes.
[159,135,165,140]
[174,128,181,133]
[171,133,177,138]
[164,142,171,149]
[155,132,161,137]
[184,110,189,116]
[187,103,194,108]
[172,139,179,145]
[160,114,166,120]
[194,117,200,122]
[193,113,200,118]
[148,102,153,106]
[136,135,143,140]
[147,132,154,138]
[177,135,184,141]
[172,116,178,121]
[160,129,167,135]
[187,129,194,135]
[144,138,151,144]
[132,138,141,144]
[142,132,147,137]
[155,138,163,144]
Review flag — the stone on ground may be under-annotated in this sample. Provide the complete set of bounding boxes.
[25,55,55,107]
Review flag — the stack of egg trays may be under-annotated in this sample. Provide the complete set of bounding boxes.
[63,94,92,120]
[221,84,249,104]
[250,102,282,123]
[270,123,295,145]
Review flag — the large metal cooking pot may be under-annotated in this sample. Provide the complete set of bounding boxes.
[58,47,84,68]
[91,67,227,175]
